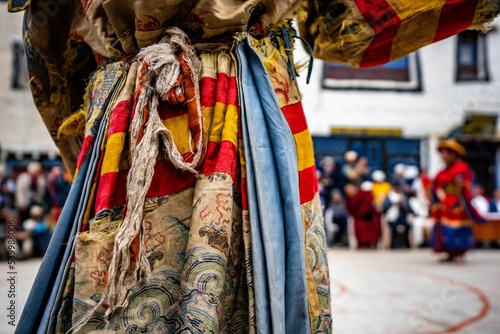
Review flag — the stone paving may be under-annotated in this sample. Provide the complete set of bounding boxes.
[0,249,498,333]
[329,249,500,334]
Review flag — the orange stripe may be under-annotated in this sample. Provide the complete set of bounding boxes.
[440,217,472,228]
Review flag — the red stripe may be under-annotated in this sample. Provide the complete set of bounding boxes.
[214,140,238,180]
[76,136,94,169]
[240,177,249,211]
[200,140,238,181]
[281,101,318,203]
[228,76,238,106]
[158,100,187,120]
[114,170,128,207]
[299,165,318,204]
[97,157,197,212]
[432,0,479,43]
[93,100,131,212]
[146,159,196,198]
[353,0,400,34]
[95,171,119,212]
[215,72,230,105]
[352,0,402,67]
[281,102,308,134]
[93,150,104,184]
[95,169,128,211]
[359,21,401,67]
[200,77,217,108]
[200,141,220,176]
[107,100,132,137]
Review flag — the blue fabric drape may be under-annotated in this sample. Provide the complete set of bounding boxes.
[237,36,311,334]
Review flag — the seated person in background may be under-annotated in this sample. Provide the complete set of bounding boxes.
[471,185,489,217]
[22,205,51,257]
[383,180,412,249]
[318,157,339,210]
[356,157,371,184]
[324,190,349,247]
[391,164,406,188]
[342,151,360,186]
[410,169,432,247]
[371,170,391,209]
[341,151,371,187]
[489,189,500,213]
[345,183,381,249]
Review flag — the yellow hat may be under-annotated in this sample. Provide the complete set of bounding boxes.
[438,139,466,157]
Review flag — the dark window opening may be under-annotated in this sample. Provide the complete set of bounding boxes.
[324,57,410,82]
[456,30,489,82]
[322,53,422,92]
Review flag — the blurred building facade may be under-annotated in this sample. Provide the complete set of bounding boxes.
[297,20,500,194]
[0,7,60,172]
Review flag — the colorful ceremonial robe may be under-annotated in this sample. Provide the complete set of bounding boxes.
[16,26,331,334]
[9,0,499,333]
[430,160,486,255]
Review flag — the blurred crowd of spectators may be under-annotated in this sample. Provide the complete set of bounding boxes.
[318,151,498,249]
[2,154,498,259]
[0,162,71,260]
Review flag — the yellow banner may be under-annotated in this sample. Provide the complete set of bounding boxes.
[330,127,402,136]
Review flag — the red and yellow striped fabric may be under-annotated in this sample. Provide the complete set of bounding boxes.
[299,0,498,67]
[281,103,318,204]
[92,53,240,216]
[354,0,483,67]
[199,53,240,181]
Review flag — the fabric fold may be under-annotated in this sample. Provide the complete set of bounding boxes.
[237,36,311,334]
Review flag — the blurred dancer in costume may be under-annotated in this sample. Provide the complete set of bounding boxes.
[431,140,485,262]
